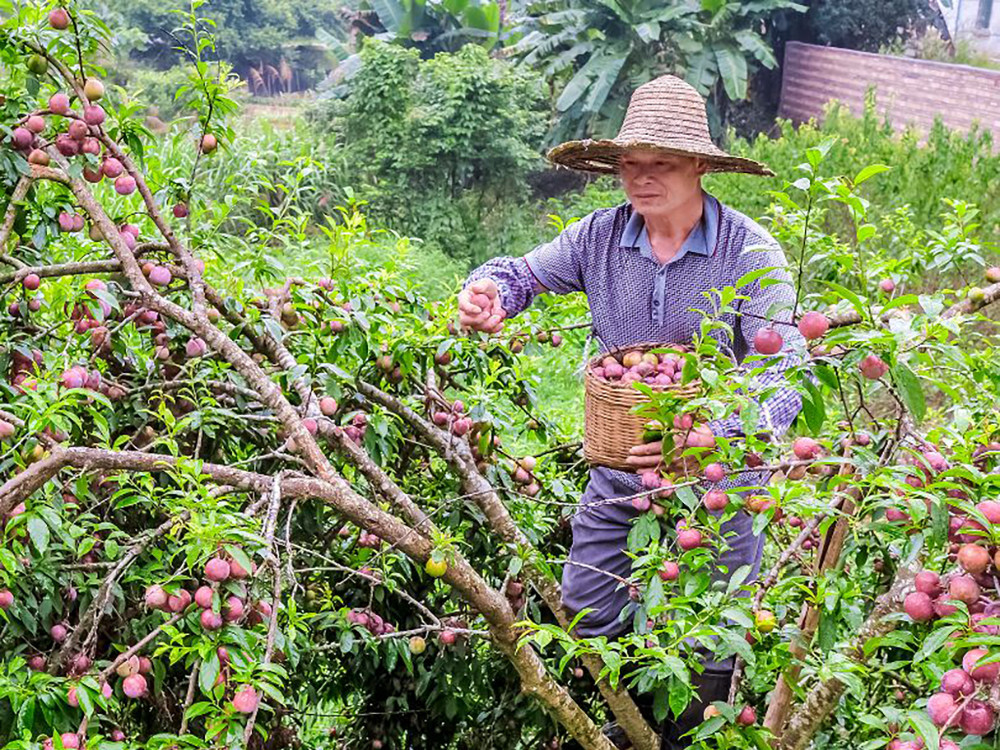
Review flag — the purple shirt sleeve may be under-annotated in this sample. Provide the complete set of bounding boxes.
[464,212,603,315]
[464,257,539,317]
[708,242,804,440]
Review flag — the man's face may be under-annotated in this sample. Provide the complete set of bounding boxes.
[618,150,707,220]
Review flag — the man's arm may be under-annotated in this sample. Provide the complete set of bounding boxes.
[457,212,599,332]
[708,245,804,440]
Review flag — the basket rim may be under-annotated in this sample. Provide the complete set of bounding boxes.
[584,341,697,392]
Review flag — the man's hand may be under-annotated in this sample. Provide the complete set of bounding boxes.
[458,279,507,333]
[626,424,716,472]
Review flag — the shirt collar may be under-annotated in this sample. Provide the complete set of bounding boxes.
[620,191,720,261]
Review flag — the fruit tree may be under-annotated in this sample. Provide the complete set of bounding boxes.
[4,3,1000,750]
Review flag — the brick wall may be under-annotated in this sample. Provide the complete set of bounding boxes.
[778,42,1000,138]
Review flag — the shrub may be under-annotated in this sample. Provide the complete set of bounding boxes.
[318,39,547,266]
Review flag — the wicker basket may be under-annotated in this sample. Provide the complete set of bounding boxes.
[583,342,700,470]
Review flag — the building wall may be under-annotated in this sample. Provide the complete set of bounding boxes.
[941,0,1000,58]
[778,41,1000,139]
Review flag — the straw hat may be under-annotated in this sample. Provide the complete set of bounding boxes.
[547,74,773,177]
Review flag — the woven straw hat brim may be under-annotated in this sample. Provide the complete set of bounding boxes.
[547,138,774,177]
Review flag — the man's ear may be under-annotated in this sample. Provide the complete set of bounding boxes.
[695,158,710,176]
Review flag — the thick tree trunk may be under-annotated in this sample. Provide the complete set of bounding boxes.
[359,382,660,750]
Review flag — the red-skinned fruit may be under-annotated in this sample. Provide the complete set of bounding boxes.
[200,609,223,631]
[26,115,45,134]
[950,575,981,605]
[677,528,702,550]
[205,557,231,582]
[702,489,728,512]
[114,174,137,195]
[958,543,991,575]
[83,105,105,126]
[859,354,888,380]
[49,8,70,29]
[753,328,783,355]
[232,685,259,714]
[11,127,33,149]
[704,463,725,483]
[223,596,245,622]
[144,584,168,610]
[792,436,821,460]
[963,648,1000,682]
[229,556,250,579]
[941,668,975,696]
[48,92,70,114]
[903,591,934,622]
[926,692,959,727]
[961,700,995,735]
[797,311,829,340]
[914,570,941,596]
[659,561,680,581]
[122,673,147,698]
[194,586,214,609]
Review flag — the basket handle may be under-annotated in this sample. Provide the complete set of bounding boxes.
[580,324,611,377]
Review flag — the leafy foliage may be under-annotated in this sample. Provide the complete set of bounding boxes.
[82,0,342,87]
[319,39,548,265]
[801,0,935,53]
[507,0,805,143]
[6,3,1000,750]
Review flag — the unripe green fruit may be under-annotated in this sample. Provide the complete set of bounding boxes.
[425,558,447,578]
[408,636,426,654]
[755,609,777,633]
[83,78,104,102]
[27,55,48,75]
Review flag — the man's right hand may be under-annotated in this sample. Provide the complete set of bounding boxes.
[458,279,507,333]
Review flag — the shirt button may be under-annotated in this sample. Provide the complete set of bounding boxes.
[653,300,660,307]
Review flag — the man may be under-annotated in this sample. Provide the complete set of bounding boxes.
[457,75,803,748]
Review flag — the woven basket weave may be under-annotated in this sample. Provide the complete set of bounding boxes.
[583,342,699,470]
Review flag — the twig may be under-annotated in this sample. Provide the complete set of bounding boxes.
[179,659,200,735]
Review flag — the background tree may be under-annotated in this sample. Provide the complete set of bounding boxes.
[506,0,806,143]
[319,39,548,265]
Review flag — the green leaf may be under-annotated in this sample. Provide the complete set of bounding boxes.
[199,653,220,696]
[735,266,779,290]
[881,294,919,314]
[184,701,216,720]
[714,46,748,100]
[27,517,49,554]
[635,22,659,43]
[694,714,726,740]
[684,50,717,92]
[225,545,253,577]
[77,684,95,717]
[853,164,891,186]
[914,626,955,662]
[825,281,866,320]
[0,548,16,572]
[800,374,826,434]
[892,363,926,423]
[906,709,940,750]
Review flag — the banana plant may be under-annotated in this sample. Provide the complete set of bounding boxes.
[508,0,805,143]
